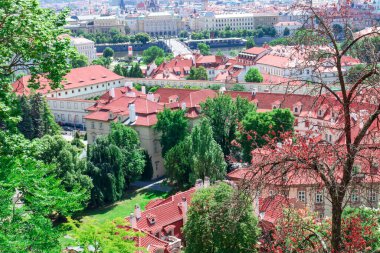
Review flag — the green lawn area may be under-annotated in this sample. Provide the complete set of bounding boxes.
[80,190,169,224]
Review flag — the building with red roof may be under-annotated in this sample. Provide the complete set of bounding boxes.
[12,65,125,99]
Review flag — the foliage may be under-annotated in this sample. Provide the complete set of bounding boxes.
[142,46,165,64]
[126,63,144,78]
[154,108,189,156]
[179,30,189,38]
[197,43,211,56]
[71,54,89,68]
[102,47,114,58]
[0,0,76,91]
[63,217,141,253]
[231,83,246,91]
[245,68,264,83]
[209,84,222,90]
[113,63,126,76]
[165,119,226,188]
[31,135,92,196]
[216,50,224,57]
[134,33,150,44]
[256,26,277,37]
[187,66,208,80]
[18,94,60,139]
[71,131,85,149]
[141,150,154,181]
[246,37,256,49]
[201,94,255,158]
[87,123,145,207]
[92,57,112,68]
[264,208,380,253]
[184,183,260,253]
[283,27,290,37]
[239,109,294,162]
[0,131,87,252]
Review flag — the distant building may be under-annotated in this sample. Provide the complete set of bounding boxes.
[65,15,126,35]
[274,21,302,36]
[190,12,279,32]
[131,12,183,37]
[70,37,97,63]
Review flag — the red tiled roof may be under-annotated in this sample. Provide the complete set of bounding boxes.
[12,65,124,95]
[256,55,290,68]
[127,188,196,236]
[243,47,268,55]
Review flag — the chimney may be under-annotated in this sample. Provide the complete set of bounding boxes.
[195,179,203,189]
[141,86,146,94]
[181,102,186,110]
[182,197,188,224]
[129,104,136,122]
[252,88,257,97]
[110,88,115,98]
[125,81,133,88]
[135,204,141,220]
[129,213,137,228]
[147,93,155,102]
[204,177,210,188]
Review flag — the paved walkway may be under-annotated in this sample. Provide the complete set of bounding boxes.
[131,179,172,193]
[164,38,192,56]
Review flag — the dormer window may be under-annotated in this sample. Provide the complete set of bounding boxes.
[318,109,323,117]
[272,105,278,109]
[147,214,156,224]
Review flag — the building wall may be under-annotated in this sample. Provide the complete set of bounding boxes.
[71,39,97,63]
[48,98,96,128]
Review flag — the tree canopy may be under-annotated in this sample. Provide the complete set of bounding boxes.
[71,54,89,68]
[238,108,294,162]
[187,66,208,80]
[87,123,144,207]
[142,46,165,64]
[246,38,256,49]
[197,43,211,56]
[154,108,189,156]
[245,68,264,83]
[184,182,260,253]
[164,119,226,188]
[102,47,114,58]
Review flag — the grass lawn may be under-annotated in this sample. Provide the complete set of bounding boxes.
[80,189,169,224]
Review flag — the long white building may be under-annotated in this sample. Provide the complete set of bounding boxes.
[70,37,97,63]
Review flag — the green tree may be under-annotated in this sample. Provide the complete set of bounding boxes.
[190,119,226,183]
[71,131,85,149]
[201,95,237,158]
[135,33,150,44]
[231,83,246,91]
[142,46,165,64]
[0,0,76,91]
[216,50,224,56]
[283,27,290,36]
[154,108,189,156]
[246,37,256,49]
[187,66,208,80]
[31,135,92,194]
[164,119,226,188]
[64,217,141,253]
[113,63,126,77]
[103,47,114,58]
[87,123,144,207]
[141,150,153,181]
[71,54,88,68]
[92,57,112,68]
[18,94,60,139]
[197,43,211,55]
[332,23,343,37]
[184,182,260,253]
[239,108,295,162]
[245,68,264,82]
[0,132,87,252]
[127,63,144,78]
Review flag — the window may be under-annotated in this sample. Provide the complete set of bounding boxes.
[92,135,96,143]
[68,114,72,122]
[60,102,64,108]
[99,122,103,129]
[72,90,74,94]
[82,116,85,123]
[351,190,359,203]
[53,101,57,108]
[298,191,306,202]
[315,191,323,203]
[91,122,95,129]
[368,190,377,202]
[294,107,298,113]
[269,190,274,197]
[154,141,159,153]
[74,103,78,109]
[61,114,65,121]
[155,161,159,171]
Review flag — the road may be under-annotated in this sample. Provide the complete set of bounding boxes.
[131,179,172,193]
[164,38,192,56]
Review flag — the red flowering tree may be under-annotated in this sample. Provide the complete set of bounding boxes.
[240,3,380,253]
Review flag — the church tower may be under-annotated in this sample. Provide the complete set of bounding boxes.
[145,0,159,12]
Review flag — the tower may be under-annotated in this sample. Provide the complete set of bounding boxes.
[120,0,126,12]
[145,0,159,12]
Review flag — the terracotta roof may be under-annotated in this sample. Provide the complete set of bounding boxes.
[256,55,290,68]
[12,65,124,95]
[243,47,268,55]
